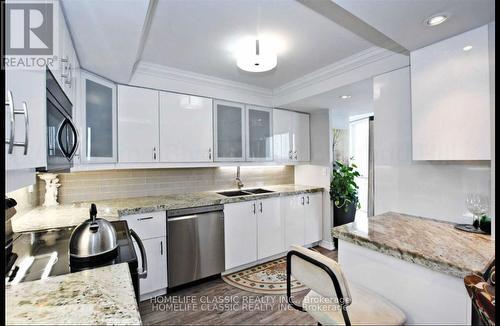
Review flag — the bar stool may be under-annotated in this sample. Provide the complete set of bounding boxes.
[286,245,406,326]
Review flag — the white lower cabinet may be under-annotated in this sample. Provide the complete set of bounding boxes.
[224,201,258,270]
[133,237,167,298]
[283,195,305,248]
[283,193,323,250]
[121,211,168,300]
[224,193,322,270]
[304,193,323,244]
[256,198,283,259]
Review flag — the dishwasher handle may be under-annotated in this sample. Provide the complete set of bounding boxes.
[168,215,199,222]
[130,229,148,279]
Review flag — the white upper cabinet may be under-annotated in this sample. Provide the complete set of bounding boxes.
[118,85,159,163]
[246,106,273,161]
[411,25,491,160]
[293,112,310,162]
[159,93,213,162]
[81,71,117,163]
[50,1,78,105]
[273,109,293,161]
[5,70,47,172]
[273,109,310,162]
[214,100,245,161]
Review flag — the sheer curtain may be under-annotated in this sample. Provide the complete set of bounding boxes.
[349,116,372,219]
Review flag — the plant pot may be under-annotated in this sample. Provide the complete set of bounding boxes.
[333,200,357,249]
[333,200,357,227]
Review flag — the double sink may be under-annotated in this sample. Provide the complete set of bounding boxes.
[217,188,274,197]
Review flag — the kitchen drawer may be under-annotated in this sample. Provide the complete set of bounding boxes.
[121,211,166,240]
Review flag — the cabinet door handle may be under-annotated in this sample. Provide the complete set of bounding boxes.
[294,150,298,160]
[253,203,256,214]
[301,197,305,205]
[137,216,153,221]
[307,196,310,205]
[259,202,263,213]
[153,147,157,160]
[160,241,163,255]
[129,229,147,279]
[288,150,293,160]
[209,148,212,160]
[5,90,15,154]
[60,57,69,78]
[64,63,72,87]
[5,97,29,156]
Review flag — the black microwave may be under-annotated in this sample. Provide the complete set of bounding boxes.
[37,69,79,173]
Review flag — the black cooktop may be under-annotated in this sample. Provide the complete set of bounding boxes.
[6,221,137,284]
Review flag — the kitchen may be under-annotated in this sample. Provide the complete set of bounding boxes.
[3,0,496,325]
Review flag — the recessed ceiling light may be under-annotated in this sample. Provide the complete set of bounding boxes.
[339,95,352,99]
[425,14,448,26]
[463,45,473,52]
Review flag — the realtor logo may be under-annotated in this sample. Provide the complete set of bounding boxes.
[5,3,53,55]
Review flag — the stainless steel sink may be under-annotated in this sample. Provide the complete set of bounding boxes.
[244,188,275,194]
[217,188,274,197]
[217,190,253,197]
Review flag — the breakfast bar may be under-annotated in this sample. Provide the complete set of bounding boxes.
[332,211,495,325]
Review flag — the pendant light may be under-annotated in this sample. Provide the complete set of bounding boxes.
[236,2,277,72]
[236,39,277,72]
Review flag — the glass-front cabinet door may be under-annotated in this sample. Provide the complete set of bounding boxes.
[214,100,245,161]
[246,106,273,161]
[80,71,117,163]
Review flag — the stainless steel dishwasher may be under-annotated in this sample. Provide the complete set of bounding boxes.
[167,205,225,287]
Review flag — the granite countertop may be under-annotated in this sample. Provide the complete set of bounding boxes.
[332,211,495,278]
[6,263,141,325]
[12,184,323,233]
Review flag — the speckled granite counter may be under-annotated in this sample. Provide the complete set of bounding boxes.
[332,211,495,278]
[6,263,141,325]
[12,184,323,232]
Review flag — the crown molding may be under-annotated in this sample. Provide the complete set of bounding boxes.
[272,46,401,97]
[132,47,407,106]
[134,61,273,99]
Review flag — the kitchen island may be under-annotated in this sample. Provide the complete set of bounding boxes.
[6,263,142,325]
[332,211,495,325]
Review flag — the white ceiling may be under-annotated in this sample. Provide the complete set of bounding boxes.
[333,0,495,51]
[61,0,150,83]
[283,78,373,114]
[140,0,373,89]
[61,0,495,92]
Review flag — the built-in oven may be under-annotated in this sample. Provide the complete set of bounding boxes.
[38,69,79,173]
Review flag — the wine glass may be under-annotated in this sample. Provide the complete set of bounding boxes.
[466,193,489,228]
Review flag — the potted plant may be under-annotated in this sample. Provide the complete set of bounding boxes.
[330,160,361,227]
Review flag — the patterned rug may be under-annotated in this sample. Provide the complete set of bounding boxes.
[222,256,307,295]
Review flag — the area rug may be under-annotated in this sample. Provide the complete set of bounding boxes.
[222,256,308,295]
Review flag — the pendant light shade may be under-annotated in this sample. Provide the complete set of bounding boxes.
[237,39,277,72]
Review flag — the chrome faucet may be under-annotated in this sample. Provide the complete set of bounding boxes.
[236,166,244,189]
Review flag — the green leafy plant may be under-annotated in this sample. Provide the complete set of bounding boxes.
[330,160,361,212]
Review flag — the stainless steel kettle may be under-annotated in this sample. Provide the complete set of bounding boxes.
[69,203,118,259]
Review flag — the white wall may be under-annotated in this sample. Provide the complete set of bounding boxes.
[373,67,491,224]
[310,109,332,166]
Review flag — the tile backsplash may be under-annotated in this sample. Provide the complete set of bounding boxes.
[7,185,39,215]
[37,166,294,204]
